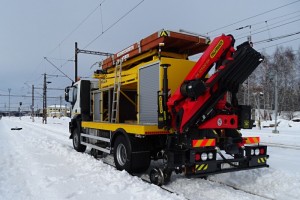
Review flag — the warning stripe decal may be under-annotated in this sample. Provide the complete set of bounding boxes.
[243,137,260,144]
[258,157,267,163]
[192,139,216,147]
[195,164,209,171]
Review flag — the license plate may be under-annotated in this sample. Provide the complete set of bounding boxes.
[221,162,239,169]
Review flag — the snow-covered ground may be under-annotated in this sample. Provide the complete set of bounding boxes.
[0,116,299,200]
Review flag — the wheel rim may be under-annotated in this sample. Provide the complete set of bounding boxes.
[116,143,127,166]
[149,168,164,186]
[73,133,79,148]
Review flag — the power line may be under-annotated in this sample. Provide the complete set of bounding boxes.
[257,37,300,51]
[236,18,300,40]
[57,0,145,73]
[254,31,300,44]
[47,1,106,56]
[249,10,300,27]
[0,94,61,99]
[235,15,300,39]
[28,2,106,86]
[44,57,74,82]
[44,57,75,62]
[84,0,145,49]
[47,74,70,78]
[35,87,65,91]
[207,0,300,34]
[212,10,300,37]
[100,2,104,33]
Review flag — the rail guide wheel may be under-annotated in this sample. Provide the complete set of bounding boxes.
[149,167,172,186]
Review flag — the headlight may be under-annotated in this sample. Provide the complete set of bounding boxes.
[208,152,214,160]
[201,153,208,161]
[251,149,254,155]
[254,148,260,155]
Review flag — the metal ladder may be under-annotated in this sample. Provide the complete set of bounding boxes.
[110,60,122,123]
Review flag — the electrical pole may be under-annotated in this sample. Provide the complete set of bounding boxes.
[74,42,113,82]
[247,79,250,105]
[65,104,68,117]
[273,71,279,133]
[43,73,47,124]
[19,102,22,120]
[247,31,252,106]
[75,42,78,82]
[8,88,11,117]
[32,85,35,122]
[258,94,261,130]
[59,96,62,119]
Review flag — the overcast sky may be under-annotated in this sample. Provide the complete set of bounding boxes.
[1,0,299,111]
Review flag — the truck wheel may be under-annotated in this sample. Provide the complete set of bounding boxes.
[114,135,151,173]
[73,128,86,152]
[114,135,132,172]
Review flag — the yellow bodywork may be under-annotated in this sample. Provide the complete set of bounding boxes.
[88,51,198,135]
[82,121,170,135]
[98,53,196,92]
[159,57,196,95]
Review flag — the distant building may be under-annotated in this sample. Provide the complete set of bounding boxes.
[47,105,70,117]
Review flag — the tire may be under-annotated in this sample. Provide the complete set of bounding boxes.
[113,135,151,173]
[72,128,86,152]
[114,135,132,172]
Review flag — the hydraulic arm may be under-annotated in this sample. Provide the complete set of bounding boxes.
[166,34,264,133]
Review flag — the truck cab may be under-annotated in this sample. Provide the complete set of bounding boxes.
[65,79,98,138]
[65,79,98,117]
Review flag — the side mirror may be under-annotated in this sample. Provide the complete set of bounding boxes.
[65,87,70,102]
[65,85,77,105]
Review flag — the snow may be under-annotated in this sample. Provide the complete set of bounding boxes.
[1,116,300,200]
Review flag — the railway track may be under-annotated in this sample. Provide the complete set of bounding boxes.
[100,156,189,199]
[100,155,274,200]
[207,178,274,200]
[261,142,300,150]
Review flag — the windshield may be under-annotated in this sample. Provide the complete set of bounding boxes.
[72,86,78,105]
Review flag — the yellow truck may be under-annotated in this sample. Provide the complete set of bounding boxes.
[65,29,268,185]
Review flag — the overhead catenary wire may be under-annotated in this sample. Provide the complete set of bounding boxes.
[20,0,299,102]
[235,15,300,39]
[0,94,61,99]
[44,57,74,82]
[257,37,300,51]
[235,18,300,40]
[44,0,146,84]
[211,10,300,37]
[245,10,300,29]
[254,31,300,45]
[56,0,146,77]
[43,57,74,62]
[100,2,104,34]
[206,0,300,34]
[22,1,106,90]
[47,0,106,56]
[84,0,145,49]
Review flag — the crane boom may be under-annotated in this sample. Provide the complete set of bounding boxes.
[167,34,263,133]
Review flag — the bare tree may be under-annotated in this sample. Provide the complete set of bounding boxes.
[272,47,297,119]
[237,45,300,121]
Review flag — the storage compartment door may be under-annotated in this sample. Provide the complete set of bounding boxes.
[139,62,159,124]
[93,91,101,121]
